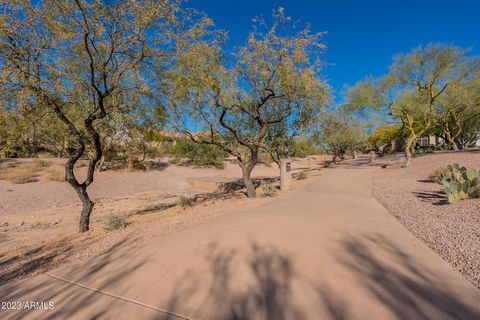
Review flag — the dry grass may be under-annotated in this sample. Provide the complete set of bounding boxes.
[0,160,50,184]
[296,171,307,180]
[261,183,277,197]
[178,195,194,208]
[103,213,130,231]
[428,167,449,184]
[45,169,66,182]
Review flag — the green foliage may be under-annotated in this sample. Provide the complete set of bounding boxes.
[168,8,329,197]
[439,76,480,149]
[291,137,320,158]
[439,163,480,203]
[170,139,227,168]
[348,44,480,165]
[315,109,367,161]
[367,125,404,152]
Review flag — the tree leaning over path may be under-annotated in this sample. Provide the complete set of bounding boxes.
[348,44,480,166]
[0,0,179,232]
[168,8,329,197]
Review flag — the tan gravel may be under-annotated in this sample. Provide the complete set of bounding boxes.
[372,150,480,288]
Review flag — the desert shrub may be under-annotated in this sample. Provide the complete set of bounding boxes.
[126,157,147,171]
[178,195,194,207]
[440,163,480,203]
[296,171,307,180]
[291,137,320,158]
[168,158,180,165]
[428,167,449,184]
[261,183,277,197]
[170,139,226,168]
[323,160,333,168]
[103,214,129,231]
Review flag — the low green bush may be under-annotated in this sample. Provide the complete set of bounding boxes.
[170,139,227,169]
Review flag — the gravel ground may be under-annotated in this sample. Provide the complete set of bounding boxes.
[372,150,480,288]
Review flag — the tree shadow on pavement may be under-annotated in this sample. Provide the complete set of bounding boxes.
[336,234,480,320]
[162,237,480,320]
[0,237,75,287]
[0,235,149,320]
[2,234,479,319]
[161,242,306,320]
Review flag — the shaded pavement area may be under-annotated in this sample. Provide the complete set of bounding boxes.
[1,166,479,319]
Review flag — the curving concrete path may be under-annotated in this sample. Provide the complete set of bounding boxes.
[1,167,480,319]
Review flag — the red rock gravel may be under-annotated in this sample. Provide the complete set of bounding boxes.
[373,150,480,288]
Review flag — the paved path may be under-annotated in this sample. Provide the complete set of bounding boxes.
[1,168,480,320]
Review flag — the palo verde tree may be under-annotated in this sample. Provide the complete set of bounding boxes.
[262,94,324,168]
[314,109,366,162]
[0,0,179,232]
[348,44,480,166]
[435,76,480,150]
[167,8,329,197]
[367,124,404,154]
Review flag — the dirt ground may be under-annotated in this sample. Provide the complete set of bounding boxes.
[0,157,318,215]
[372,150,480,288]
[0,155,327,286]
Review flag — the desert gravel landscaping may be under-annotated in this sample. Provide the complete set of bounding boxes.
[373,150,480,288]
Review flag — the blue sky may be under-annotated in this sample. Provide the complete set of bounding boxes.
[188,0,479,101]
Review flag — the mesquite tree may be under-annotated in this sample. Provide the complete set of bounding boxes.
[0,0,177,232]
[168,8,329,197]
[348,44,479,166]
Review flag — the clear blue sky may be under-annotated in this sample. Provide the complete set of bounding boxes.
[188,0,479,100]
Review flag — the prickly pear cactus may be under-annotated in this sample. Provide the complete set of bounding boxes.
[440,164,480,203]
[465,169,478,181]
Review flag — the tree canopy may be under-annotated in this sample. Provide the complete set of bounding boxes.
[0,0,184,231]
[167,8,330,197]
[348,44,480,165]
